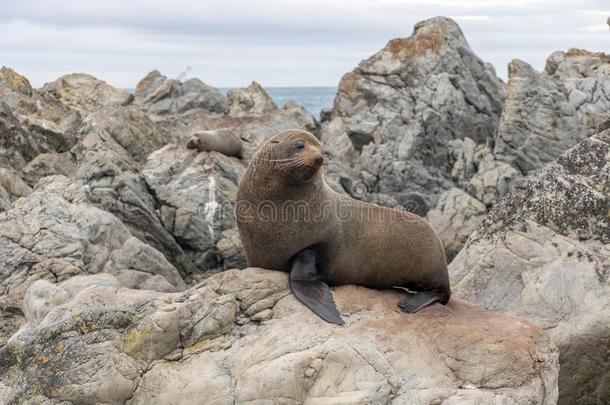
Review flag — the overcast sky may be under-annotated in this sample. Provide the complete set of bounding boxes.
[0,0,608,88]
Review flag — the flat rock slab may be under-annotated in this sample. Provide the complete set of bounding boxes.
[0,268,558,404]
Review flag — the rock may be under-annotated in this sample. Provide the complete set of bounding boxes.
[143,144,246,272]
[0,184,185,345]
[495,50,610,173]
[319,107,332,123]
[324,17,506,212]
[40,73,134,113]
[450,130,610,404]
[227,81,278,117]
[0,268,558,404]
[0,101,38,170]
[427,188,487,261]
[0,167,32,201]
[22,152,77,185]
[0,66,34,111]
[0,186,10,211]
[135,70,227,114]
[215,229,247,270]
[467,147,522,206]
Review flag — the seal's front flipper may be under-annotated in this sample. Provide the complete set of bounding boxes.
[398,291,445,313]
[289,249,344,325]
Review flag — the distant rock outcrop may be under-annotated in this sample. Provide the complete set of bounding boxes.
[494,50,610,173]
[0,269,558,404]
[135,70,228,114]
[227,80,279,117]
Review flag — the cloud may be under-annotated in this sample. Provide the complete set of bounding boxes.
[0,0,607,88]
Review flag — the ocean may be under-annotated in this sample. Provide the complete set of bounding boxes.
[220,87,337,119]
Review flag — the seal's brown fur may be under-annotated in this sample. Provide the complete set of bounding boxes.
[236,129,450,305]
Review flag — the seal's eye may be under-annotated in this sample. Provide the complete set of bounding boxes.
[294,140,305,150]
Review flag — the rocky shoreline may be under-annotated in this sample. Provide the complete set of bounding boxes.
[0,16,608,404]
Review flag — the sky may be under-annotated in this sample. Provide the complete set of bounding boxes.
[0,0,608,88]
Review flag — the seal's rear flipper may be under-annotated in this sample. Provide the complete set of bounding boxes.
[289,249,345,325]
[399,291,445,313]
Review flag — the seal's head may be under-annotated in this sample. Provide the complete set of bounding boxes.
[265,129,324,185]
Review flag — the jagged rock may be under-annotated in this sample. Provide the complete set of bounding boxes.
[135,70,227,114]
[0,186,10,212]
[82,105,176,163]
[0,268,558,404]
[0,184,185,345]
[215,229,248,270]
[226,81,278,117]
[0,101,38,170]
[494,50,610,173]
[0,167,32,201]
[323,17,506,212]
[427,188,487,261]
[319,107,332,123]
[0,66,34,112]
[467,146,522,206]
[450,131,610,404]
[40,73,134,113]
[143,144,245,271]
[22,152,77,185]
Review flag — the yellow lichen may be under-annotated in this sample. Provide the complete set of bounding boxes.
[122,325,156,360]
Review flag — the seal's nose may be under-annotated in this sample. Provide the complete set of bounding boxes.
[314,154,324,166]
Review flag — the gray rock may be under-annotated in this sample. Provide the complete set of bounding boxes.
[40,73,134,113]
[0,167,32,201]
[0,101,37,170]
[143,145,246,272]
[22,152,77,186]
[319,107,332,123]
[226,81,278,117]
[495,50,610,173]
[0,269,558,404]
[323,17,506,212]
[0,183,185,344]
[467,146,522,206]
[427,188,487,261]
[450,130,610,405]
[0,66,34,112]
[0,185,10,211]
[135,70,227,114]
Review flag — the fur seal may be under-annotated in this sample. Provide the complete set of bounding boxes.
[186,129,243,158]
[236,129,451,325]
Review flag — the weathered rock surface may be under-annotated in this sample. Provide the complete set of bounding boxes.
[143,144,246,271]
[135,70,227,114]
[450,130,610,404]
[427,187,487,261]
[0,182,185,345]
[495,50,610,173]
[323,16,506,212]
[0,268,558,404]
[227,81,279,117]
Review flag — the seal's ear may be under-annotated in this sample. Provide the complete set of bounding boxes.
[270,140,280,144]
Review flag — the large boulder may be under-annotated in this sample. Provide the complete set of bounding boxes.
[0,181,185,345]
[143,144,246,272]
[39,73,134,113]
[0,268,558,404]
[135,70,227,115]
[323,17,506,212]
[450,130,610,404]
[494,50,610,173]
